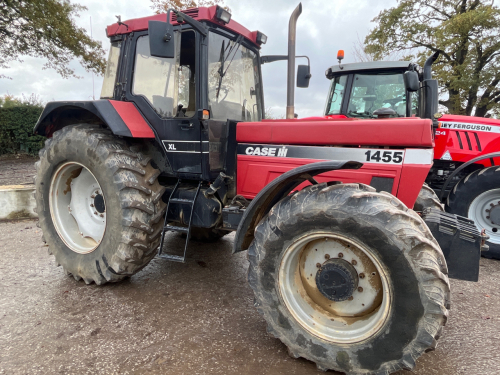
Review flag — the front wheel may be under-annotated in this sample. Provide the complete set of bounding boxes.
[446,167,500,259]
[413,183,444,212]
[248,183,449,374]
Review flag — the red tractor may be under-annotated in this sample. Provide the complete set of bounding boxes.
[33,4,486,374]
[320,51,500,259]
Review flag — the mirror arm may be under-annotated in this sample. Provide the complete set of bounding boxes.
[167,8,208,36]
[261,55,310,66]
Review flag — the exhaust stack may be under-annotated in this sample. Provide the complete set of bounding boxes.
[286,3,302,119]
[423,51,439,80]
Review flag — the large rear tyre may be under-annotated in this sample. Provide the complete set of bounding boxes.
[248,183,449,374]
[446,167,500,260]
[413,183,444,212]
[34,125,166,285]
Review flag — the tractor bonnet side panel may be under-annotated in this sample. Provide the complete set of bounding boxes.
[435,114,500,166]
[236,119,434,208]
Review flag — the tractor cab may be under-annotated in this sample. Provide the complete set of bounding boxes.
[324,61,417,118]
[324,52,439,123]
[101,6,266,178]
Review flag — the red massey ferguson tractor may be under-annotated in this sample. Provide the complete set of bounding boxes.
[33,4,487,374]
[318,51,500,260]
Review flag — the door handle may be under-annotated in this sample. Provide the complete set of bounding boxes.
[180,122,194,130]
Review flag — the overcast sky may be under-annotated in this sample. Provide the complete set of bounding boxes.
[0,0,395,117]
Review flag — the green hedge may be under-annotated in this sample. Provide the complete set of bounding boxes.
[0,106,46,156]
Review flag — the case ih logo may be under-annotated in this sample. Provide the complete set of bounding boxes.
[245,146,288,157]
[440,122,500,133]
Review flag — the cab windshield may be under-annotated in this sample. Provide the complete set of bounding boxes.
[208,31,263,122]
[347,73,406,118]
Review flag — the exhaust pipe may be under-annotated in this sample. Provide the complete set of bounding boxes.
[286,3,302,119]
[423,51,439,80]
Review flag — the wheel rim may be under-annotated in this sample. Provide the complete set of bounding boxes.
[49,162,107,254]
[278,232,391,344]
[468,188,500,244]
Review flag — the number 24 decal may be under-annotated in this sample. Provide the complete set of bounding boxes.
[365,150,403,163]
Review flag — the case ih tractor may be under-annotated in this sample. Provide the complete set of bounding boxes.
[322,51,500,259]
[33,4,487,374]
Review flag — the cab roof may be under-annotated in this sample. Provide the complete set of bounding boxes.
[106,6,261,47]
[328,61,413,75]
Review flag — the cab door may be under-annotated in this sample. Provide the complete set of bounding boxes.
[125,29,203,176]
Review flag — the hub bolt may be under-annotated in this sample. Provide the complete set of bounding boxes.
[95,190,99,194]
[338,252,344,258]
[358,287,363,292]
[348,296,354,301]
[491,203,495,207]
[90,204,94,207]
[352,260,357,265]
[91,195,95,199]
[325,254,330,260]
[316,263,321,268]
[359,273,365,279]
[94,211,98,215]
[100,214,104,218]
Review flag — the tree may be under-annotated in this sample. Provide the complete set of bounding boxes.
[352,34,403,62]
[364,0,500,117]
[0,0,106,79]
[151,0,229,14]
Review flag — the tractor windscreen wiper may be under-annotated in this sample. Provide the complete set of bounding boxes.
[215,34,244,101]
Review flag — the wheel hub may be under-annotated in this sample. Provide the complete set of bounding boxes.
[94,194,106,213]
[486,203,500,225]
[315,258,358,301]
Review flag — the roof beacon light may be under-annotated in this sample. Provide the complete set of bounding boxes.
[215,6,231,24]
[337,50,344,63]
[256,31,267,45]
[337,49,345,70]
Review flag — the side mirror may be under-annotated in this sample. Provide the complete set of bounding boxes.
[148,20,175,59]
[403,71,419,92]
[297,65,311,88]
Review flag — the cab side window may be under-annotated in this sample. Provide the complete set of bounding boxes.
[327,75,347,115]
[132,31,196,118]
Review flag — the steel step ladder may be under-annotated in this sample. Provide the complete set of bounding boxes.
[158,180,201,263]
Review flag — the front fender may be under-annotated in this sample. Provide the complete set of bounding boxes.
[34,100,155,138]
[233,160,363,253]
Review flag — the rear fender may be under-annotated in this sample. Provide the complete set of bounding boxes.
[233,160,363,253]
[34,100,155,138]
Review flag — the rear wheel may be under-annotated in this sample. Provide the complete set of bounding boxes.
[35,125,166,284]
[248,183,449,374]
[446,167,500,259]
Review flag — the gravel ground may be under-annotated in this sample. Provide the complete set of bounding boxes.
[0,155,38,186]
[0,220,499,375]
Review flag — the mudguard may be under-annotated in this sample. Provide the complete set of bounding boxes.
[233,160,363,253]
[34,100,155,138]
